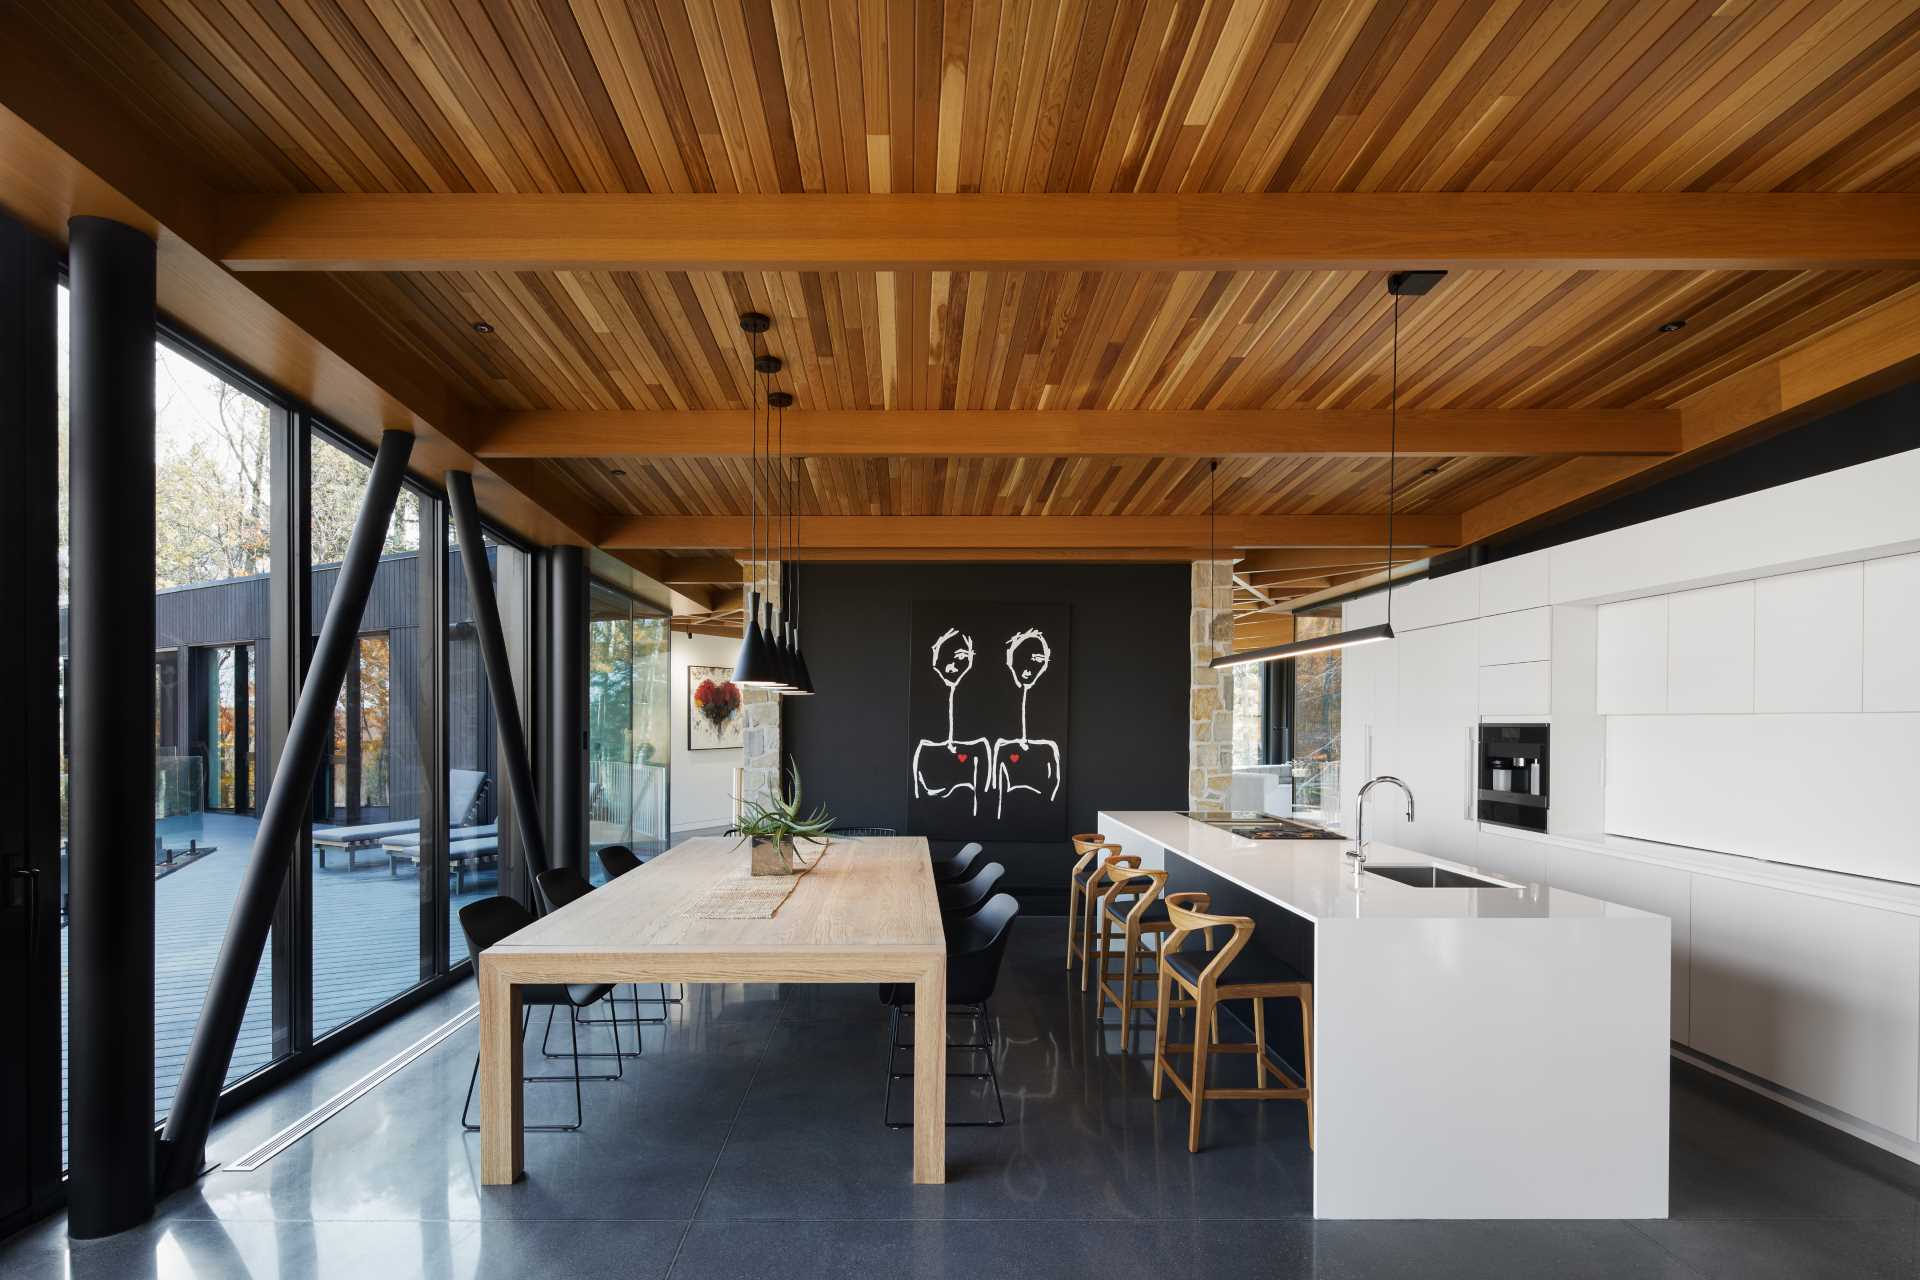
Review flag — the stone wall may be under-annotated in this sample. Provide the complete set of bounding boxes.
[740,560,783,809]
[1189,559,1235,809]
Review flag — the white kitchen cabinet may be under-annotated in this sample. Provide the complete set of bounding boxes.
[1479,661,1551,718]
[1478,607,1551,667]
[1393,567,1478,631]
[1690,874,1920,1140]
[1543,844,1693,1043]
[1390,717,1478,860]
[1472,829,1549,885]
[1665,581,1754,714]
[1396,620,1479,723]
[1754,563,1863,713]
[1478,550,1551,617]
[1864,552,1920,712]
[1597,596,1667,714]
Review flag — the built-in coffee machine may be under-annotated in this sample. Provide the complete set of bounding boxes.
[1478,723,1549,832]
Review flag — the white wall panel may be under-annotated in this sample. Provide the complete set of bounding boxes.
[1666,582,1754,714]
[1597,596,1667,714]
[1605,714,1920,884]
[1754,564,1863,713]
[1690,875,1919,1140]
[1865,552,1920,712]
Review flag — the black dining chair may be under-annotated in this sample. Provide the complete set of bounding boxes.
[933,843,990,885]
[936,860,1004,919]
[599,845,643,879]
[534,868,646,1056]
[458,896,622,1133]
[563,857,684,1021]
[878,892,1020,1128]
[930,841,983,876]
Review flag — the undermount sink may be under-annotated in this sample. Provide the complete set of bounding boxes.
[1363,864,1505,890]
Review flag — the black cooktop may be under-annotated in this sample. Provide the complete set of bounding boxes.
[1180,811,1344,841]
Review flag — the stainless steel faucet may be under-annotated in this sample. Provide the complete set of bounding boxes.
[1348,776,1415,868]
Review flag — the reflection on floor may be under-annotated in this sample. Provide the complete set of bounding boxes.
[14,925,1920,1279]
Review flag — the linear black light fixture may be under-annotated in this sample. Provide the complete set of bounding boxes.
[1211,269,1445,670]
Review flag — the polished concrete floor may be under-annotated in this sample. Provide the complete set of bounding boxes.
[8,924,1920,1279]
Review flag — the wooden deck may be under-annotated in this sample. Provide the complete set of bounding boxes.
[59,811,501,1157]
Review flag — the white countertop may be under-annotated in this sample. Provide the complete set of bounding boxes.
[1100,811,1659,924]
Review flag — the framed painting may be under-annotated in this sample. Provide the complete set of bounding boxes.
[908,601,1069,841]
[688,666,744,750]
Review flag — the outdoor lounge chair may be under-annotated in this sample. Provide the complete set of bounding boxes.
[313,768,489,870]
[383,824,501,892]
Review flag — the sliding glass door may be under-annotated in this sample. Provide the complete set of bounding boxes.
[586,582,671,880]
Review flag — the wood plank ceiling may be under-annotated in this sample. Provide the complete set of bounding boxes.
[27,0,1920,628]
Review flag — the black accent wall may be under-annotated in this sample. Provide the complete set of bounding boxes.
[787,563,1190,911]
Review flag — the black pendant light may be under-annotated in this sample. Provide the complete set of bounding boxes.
[731,312,784,687]
[758,352,795,689]
[1211,269,1446,670]
[773,392,815,695]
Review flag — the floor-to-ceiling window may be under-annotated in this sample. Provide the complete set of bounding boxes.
[46,277,537,1175]
[587,582,671,881]
[308,431,427,1035]
[55,286,286,1137]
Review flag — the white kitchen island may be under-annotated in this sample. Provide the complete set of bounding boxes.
[1099,810,1670,1219]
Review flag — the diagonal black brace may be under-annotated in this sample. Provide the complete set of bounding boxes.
[156,429,415,1193]
[446,471,549,879]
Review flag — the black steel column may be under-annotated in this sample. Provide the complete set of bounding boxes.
[266,407,310,1062]
[66,216,157,1238]
[417,495,447,978]
[446,472,549,878]
[158,429,414,1192]
[0,212,62,1236]
[548,546,587,873]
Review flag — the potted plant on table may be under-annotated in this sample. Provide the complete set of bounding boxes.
[733,764,835,877]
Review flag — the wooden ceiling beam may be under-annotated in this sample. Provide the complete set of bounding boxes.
[475,408,1679,459]
[1460,285,1920,547]
[601,514,1459,551]
[211,193,1920,272]
[654,556,745,585]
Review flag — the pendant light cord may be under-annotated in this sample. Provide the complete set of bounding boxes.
[748,332,759,609]
[1386,289,1399,630]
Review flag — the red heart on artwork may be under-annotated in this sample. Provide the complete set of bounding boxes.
[1010,752,1021,763]
[955,752,968,762]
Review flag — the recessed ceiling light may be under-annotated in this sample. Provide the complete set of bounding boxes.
[1421,466,1442,477]
[1659,319,1686,333]
[608,468,626,477]
[471,321,494,334]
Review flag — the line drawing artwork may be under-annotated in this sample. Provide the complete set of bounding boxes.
[990,628,1061,818]
[911,627,991,814]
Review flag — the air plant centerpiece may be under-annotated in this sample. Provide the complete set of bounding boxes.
[734,764,835,877]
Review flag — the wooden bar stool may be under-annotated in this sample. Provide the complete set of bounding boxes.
[1078,851,1140,991]
[1063,832,1111,975]
[1092,868,1212,1048]
[1152,894,1313,1153]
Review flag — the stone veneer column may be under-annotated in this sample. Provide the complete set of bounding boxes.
[740,559,783,808]
[1189,559,1235,809]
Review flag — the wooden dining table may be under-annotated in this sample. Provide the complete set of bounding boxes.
[476,834,948,1185]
